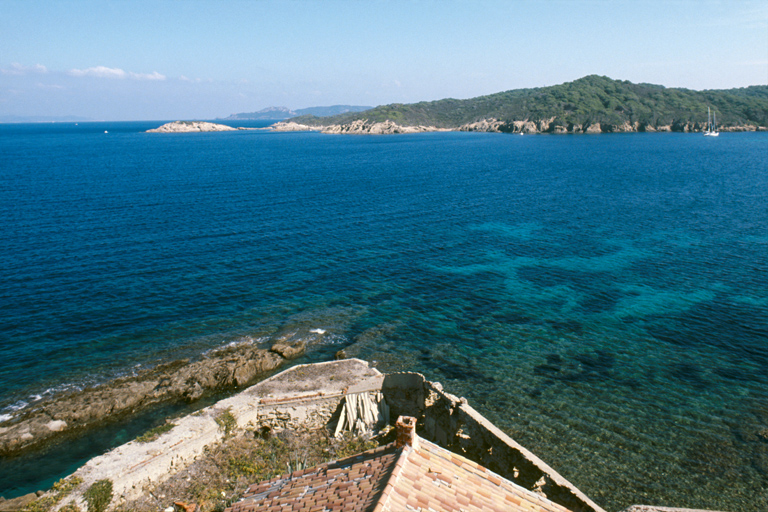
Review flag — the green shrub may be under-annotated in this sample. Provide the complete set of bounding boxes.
[21,476,84,512]
[83,479,113,512]
[135,422,176,443]
[215,409,237,437]
[51,476,83,495]
[333,432,379,459]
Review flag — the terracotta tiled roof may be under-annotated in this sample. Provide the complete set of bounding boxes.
[374,437,572,512]
[227,417,573,512]
[226,444,400,512]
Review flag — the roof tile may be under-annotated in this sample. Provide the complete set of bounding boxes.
[228,432,574,512]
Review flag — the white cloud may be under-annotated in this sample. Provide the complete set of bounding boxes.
[132,71,165,81]
[1,63,48,75]
[68,66,166,80]
[69,66,127,78]
[36,82,65,90]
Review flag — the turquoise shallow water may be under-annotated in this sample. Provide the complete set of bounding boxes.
[0,123,766,510]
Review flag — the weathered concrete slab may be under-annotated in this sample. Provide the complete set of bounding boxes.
[246,358,383,400]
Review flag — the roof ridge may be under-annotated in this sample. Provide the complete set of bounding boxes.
[370,442,410,512]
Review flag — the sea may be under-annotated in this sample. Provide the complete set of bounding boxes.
[0,121,766,511]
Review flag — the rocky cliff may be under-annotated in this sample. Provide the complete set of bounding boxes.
[459,117,768,134]
[280,117,767,135]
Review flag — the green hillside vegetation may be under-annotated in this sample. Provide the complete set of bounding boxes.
[291,75,768,131]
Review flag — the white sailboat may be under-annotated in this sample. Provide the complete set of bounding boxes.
[703,106,719,137]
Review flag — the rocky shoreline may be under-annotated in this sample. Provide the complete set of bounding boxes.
[271,117,767,135]
[0,333,315,457]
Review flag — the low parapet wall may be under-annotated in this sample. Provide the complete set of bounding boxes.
[381,372,606,512]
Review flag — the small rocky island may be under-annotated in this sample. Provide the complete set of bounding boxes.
[147,121,239,133]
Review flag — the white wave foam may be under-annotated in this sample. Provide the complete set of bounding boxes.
[315,333,348,345]
[202,335,270,357]
[310,329,326,334]
[41,383,84,396]
[8,400,29,412]
[0,413,13,423]
[1,399,29,417]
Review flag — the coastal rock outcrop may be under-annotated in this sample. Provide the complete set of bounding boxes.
[147,121,237,133]
[274,116,766,136]
[0,336,313,456]
[321,119,441,134]
[272,119,444,135]
[269,121,321,132]
[457,119,506,132]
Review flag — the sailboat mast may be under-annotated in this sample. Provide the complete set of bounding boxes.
[703,106,720,137]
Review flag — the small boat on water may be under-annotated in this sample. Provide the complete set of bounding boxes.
[703,107,719,137]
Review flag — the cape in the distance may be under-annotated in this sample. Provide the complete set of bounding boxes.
[220,105,372,121]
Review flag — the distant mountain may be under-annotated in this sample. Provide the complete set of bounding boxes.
[222,105,372,121]
[294,105,373,117]
[287,76,768,133]
[0,115,93,124]
[223,107,296,120]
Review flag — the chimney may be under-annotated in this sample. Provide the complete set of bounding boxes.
[395,416,418,450]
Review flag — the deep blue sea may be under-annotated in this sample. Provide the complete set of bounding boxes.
[0,122,766,510]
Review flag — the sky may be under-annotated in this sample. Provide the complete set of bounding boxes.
[1,0,767,121]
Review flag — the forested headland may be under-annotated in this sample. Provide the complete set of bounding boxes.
[286,75,768,133]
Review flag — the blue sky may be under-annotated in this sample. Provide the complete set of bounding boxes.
[2,0,767,121]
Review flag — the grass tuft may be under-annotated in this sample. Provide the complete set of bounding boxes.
[120,427,383,511]
[215,408,237,437]
[83,479,113,512]
[135,422,176,443]
[21,476,84,512]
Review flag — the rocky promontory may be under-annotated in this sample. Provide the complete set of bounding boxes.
[320,119,444,134]
[0,332,316,456]
[281,76,768,134]
[147,121,239,133]
[271,119,446,135]
[269,121,322,132]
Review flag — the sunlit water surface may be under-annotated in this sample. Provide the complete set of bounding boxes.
[0,123,766,510]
